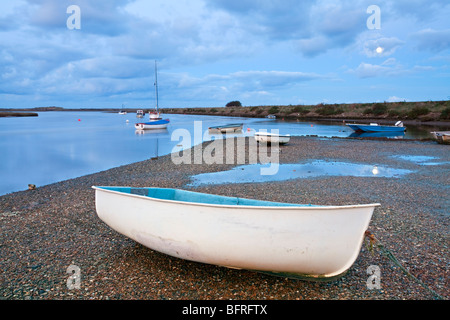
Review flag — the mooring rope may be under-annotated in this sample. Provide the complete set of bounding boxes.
[364,231,444,300]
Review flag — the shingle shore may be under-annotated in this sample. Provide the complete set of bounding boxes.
[0,137,448,300]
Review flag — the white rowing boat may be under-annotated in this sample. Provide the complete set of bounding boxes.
[93,186,379,280]
[254,132,291,145]
[208,123,243,133]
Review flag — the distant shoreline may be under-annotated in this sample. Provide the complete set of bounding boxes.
[164,100,450,127]
[0,112,38,118]
[2,100,450,126]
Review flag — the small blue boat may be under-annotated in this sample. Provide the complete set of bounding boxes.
[135,118,170,130]
[347,121,406,133]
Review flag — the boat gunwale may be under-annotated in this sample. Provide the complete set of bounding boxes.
[135,119,170,125]
[92,186,381,211]
[346,123,406,129]
[254,132,291,138]
[208,123,244,130]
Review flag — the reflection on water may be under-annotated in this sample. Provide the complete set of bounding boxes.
[394,155,438,163]
[189,160,413,186]
[392,155,449,166]
[135,128,170,136]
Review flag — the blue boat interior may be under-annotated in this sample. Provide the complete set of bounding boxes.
[99,186,314,207]
[209,123,243,129]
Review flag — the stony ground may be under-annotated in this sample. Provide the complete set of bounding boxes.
[0,136,448,300]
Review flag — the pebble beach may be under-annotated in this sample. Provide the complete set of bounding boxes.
[0,136,448,301]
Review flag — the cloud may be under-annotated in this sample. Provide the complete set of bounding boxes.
[363,37,405,57]
[296,37,330,58]
[351,62,393,78]
[157,69,329,105]
[294,1,368,57]
[411,28,450,52]
[206,0,369,58]
[207,0,313,40]
[387,96,407,102]
[1,0,450,107]
[349,59,435,79]
[0,0,134,37]
[230,70,326,87]
[386,0,450,21]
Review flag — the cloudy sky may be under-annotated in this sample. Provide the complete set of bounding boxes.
[0,0,449,109]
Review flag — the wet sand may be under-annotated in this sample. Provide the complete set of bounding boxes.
[0,137,448,300]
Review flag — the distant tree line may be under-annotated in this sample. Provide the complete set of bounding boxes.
[226,101,242,107]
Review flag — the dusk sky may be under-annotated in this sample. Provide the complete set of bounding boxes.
[1,0,449,109]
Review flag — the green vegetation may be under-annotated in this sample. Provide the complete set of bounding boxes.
[226,101,242,107]
[407,106,430,118]
[291,105,310,115]
[268,106,280,114]
[363,103,388,116]
[440,107,450,119]
[316,105,344,116]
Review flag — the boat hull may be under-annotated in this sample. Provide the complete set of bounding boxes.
[347,124,406,133]
[93,186,379,280]
[208,123,243,133]
[135,119,170,130]
[255,132,291,145]
[431,131,450,144]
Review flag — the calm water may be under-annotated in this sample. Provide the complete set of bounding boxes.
[189,161,413,186]
[0,111,441,195]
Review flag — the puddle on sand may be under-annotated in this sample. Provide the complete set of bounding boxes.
[189,160,413,186]
[392,155,449,166]
[394,155,437,163]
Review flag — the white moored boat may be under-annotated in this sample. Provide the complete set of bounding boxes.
[255,131,291,145]
[135,119,170,130]
[208,123,243,133]
[136,110,144,118]
[135,61,170,130]
[93,186,380,280]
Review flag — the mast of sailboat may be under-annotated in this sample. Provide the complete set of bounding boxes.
[154,60,159,114]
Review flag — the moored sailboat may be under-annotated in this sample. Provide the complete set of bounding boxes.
[135,61,170,130]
